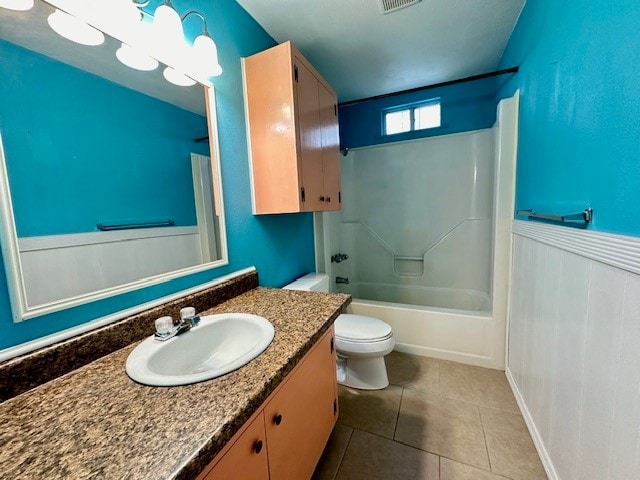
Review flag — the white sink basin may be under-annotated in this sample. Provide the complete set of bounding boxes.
[126,313,275,386]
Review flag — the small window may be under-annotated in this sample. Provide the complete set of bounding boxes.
[383,100,441,136]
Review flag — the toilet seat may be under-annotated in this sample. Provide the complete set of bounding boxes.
[335,314,392,342]
[334,314,395,357]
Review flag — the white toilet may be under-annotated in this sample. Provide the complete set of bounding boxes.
[284,273,395,390]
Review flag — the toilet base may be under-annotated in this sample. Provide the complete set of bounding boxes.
[337,355,390,390]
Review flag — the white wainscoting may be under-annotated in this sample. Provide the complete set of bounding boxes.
[508,220,640,480]
[19,227,201,307]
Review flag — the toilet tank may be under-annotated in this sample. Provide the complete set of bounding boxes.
[283,273,330,292]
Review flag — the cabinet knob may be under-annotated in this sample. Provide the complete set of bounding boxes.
[320,196,325,201]
[274,413,283,426]
[326,197,331,202]
[253,439,263,454]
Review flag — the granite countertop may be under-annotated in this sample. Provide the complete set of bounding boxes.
[0,287,350,479]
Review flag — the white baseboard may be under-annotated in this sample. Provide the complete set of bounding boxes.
[505,367,558,480]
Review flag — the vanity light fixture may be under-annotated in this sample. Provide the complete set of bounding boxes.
[184,10,223,78]
[152,0,185,55]
[111,1,158,72]
[42,0,222,86]
[162,66,196,87]
[0,0,34,11]
[116,42,159,71]
[106,0,146,27]
[47,8,105,46]
[153,6,223,86]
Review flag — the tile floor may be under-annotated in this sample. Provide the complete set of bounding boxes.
[313,352,547,480]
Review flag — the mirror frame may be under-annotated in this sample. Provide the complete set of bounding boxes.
[0,5,228,322]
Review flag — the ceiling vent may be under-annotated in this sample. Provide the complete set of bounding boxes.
[379,0,422,14]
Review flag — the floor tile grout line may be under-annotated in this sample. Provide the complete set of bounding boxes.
[391,436,490,472]
[331,426,354,480]
[340,427,520,480]
[347,425,441,457]
[391,378,522,415]
[478,406,494,472]
[392,386,404,440]
[437,454,515,480]
[390,358,521,414]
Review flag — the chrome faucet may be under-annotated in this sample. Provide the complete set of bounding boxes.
[154,315,201,341]
[336,276,349,285]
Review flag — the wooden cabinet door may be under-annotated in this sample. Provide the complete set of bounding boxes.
[245,41,341,214]
[264,328,338,480]
[244,43,300,214]
[318,82,341,211]
[201,412,269,480]
[294,58,325,212]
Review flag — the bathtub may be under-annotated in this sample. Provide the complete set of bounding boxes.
[336,282,500,368]
[338,282,491,312]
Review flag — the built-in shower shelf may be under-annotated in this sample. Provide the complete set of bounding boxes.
[394,256,424,276]
[517,208,593,225]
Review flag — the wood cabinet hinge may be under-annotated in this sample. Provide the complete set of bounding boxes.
[301,186,305,202]
[333,399,338,416]
[338,191,341,203]
[294,65,298,83]
[334,104,337,116]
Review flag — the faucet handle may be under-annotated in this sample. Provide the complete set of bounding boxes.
[180,307,196,320]
[155,316,174,336]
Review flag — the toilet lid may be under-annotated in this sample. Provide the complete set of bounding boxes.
[335,314,392,342]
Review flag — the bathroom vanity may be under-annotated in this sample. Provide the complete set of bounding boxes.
[0,272,350,479]
[199,328,337,480]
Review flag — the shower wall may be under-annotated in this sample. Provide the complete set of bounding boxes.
[325,129,495,308]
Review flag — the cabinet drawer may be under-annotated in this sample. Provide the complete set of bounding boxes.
[264,328,337,479]
[200,412,268,480]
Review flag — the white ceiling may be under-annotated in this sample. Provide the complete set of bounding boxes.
[237,0,525,102]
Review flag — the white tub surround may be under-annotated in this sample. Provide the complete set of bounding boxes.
[508,220,640,480]
[316,92,519,369]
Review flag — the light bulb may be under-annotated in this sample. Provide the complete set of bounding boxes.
[0,0,34,11]
[47,9,105,46]
[193,34,222,77]
[153,2,184,45]
[116,43,159,71]
[163,67,196,87]
[96,0,143,33]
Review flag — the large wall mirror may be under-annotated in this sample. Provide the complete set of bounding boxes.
[0,0,228,322]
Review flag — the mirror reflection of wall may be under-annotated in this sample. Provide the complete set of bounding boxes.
[0,1,226,315]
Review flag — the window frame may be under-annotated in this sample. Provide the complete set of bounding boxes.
[382,99,441,137]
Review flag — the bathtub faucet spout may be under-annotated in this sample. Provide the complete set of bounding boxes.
[336,276,349,285]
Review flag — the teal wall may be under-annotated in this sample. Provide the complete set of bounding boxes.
[0,0,315,350]
[339,76,501,150]
[498,0,640,235]
[1,40,208,237]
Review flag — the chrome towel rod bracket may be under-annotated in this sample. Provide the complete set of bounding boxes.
[516,208,593,225]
